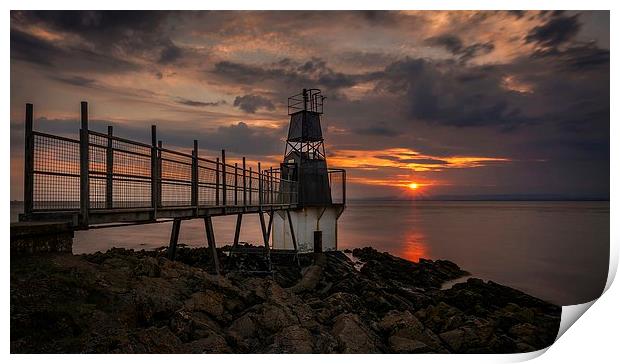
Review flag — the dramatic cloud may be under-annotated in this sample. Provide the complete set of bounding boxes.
[424,34,495,62]
[233,94,276,113]
[526,13,581,48]
[175,98,226,107]
[10,10,610,199]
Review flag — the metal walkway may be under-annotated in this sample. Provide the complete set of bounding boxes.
[19,102,346,229]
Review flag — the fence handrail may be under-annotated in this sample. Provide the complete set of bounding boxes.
[24,102,298,227]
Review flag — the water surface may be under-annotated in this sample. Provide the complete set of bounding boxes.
[11,200,609,306]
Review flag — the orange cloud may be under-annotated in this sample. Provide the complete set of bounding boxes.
[329,147,510,172]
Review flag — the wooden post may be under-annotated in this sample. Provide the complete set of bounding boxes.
[242,157,246,206]
[157,141,162,207]
[106,126,113,209]
[215,157,220,206]
[234,162,238,205]
[24,103,34,215]
[79,101,90,227]
[151,125,158,220]
[258,162,262,206]
[221,149,227,206]
[168,218,181,260]
[204,216,221,275]
[191,140,198,210]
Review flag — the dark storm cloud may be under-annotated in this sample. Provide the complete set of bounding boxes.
[18,10,167,34]
[11,10,183,68]
[375,58,532,129]
[10,29,139,73]
[213,58,358,90]
[424,34,495,62]
[15,10,170,48]
[353,125,401,137]
[175,98,226,107]
[10,29,56,66]
[525,14,581,48]
[233,95,276,114]
[52,76,97,88]
[158,42,183,64]
[533,43,610,71]
[201,122,283,155]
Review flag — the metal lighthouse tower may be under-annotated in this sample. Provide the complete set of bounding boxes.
[272,88,346,252]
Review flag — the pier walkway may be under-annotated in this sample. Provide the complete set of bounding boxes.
[17,101,346,273]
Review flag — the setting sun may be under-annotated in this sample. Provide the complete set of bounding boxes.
[408,182,419,190]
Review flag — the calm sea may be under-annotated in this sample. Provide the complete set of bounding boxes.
[11,200,609,306]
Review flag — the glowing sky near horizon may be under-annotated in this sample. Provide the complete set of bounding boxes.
[10,10,610,199]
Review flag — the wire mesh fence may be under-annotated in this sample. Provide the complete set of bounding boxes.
[29,128,299,214]
[32,132,81,210]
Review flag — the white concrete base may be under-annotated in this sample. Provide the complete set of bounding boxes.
[272,207,340,252]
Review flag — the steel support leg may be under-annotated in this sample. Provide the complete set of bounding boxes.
[286,210,300,267]
[204,216,221,275]
[259,211,272,271]
[168,218,181,260]
[231,213,243,256]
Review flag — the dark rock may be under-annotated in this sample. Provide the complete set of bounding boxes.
[270,325,314,353]
[183,333,231,353]
[11,246,561,354]
[331,313,381,353]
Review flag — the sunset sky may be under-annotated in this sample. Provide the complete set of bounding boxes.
[10,10,610,200]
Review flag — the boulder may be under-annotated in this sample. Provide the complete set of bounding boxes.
[228,314,257,338]
[259,304,299,333]
[133,257,161,278]
[184,290,225,319]
[379,310,446,352]
[271,325,314,353]
[331,313,380,353]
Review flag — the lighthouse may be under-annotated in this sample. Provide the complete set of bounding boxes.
[272,89,346,252]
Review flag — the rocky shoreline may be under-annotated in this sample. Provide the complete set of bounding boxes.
[11,246,561,353]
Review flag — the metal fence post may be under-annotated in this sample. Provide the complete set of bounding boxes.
[24,103,34,215]
[234,162,238,205]
[248,166,253,205]
[269,167,274,204]
[79,101,90,226]
[343,170,347,205]
[242,157,246,206]
[151,125,158,220]
[192,140,198,210]
[215,157,220,206]
[221,149,227,206]
[258,162,262,206]
[157,141,162,207]
[106,126,113,209]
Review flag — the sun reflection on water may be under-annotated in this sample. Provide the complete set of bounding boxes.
[400,230,428,262]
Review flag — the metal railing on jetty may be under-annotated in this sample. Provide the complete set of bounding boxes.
[19,102,341,228]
